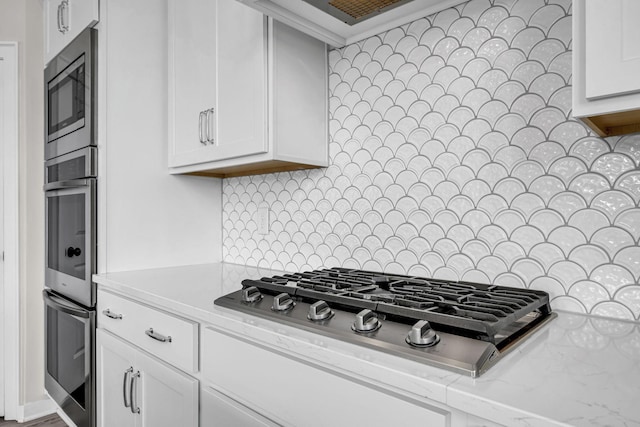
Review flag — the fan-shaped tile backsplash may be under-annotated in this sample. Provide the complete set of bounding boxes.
[223,0,640,322]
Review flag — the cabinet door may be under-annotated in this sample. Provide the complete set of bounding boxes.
[96,329,137,427]
[203,327,450,427]
[201,386,277,427]
[44,0,99,65]
[168,0,267,168]
[168,0,217,167]
[214,0,267,161]
[585,0,640,99]
[137,347,199,427]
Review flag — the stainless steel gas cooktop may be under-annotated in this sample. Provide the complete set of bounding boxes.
[214,268,557,377]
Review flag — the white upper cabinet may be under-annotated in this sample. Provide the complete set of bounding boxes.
[168,0,328,178]
[573,0,640,136]
[585,0,640,99]
[44,0,99,65]
[168,0,267,168]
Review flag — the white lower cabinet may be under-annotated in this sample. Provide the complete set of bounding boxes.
[201,326,450,427]
[201,386,278,427]
[97,329,199,427]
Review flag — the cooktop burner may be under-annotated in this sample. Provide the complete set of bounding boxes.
[214,268,556,377]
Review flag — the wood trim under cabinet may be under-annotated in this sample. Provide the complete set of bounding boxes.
[579,109,640,137]
[186,160,324,178]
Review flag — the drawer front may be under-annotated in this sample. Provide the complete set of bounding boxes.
[202,327,450,427]
[98,289,198,373]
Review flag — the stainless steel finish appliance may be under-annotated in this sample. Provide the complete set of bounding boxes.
[44,289,95,427]
[45,27,97,160]
[215,268,557,378]
[45,146,97,308]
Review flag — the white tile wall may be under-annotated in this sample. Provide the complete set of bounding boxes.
[223,0,640,321]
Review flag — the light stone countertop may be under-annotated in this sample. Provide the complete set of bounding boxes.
[94,263,640,427]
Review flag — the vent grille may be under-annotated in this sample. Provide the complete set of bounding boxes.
[328,0,405,20]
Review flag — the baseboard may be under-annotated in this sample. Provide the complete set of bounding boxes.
[42,390,78,427]
[17,397,57,422]
[55,407,77,427]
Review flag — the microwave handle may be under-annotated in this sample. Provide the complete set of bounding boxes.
[44,179,89,192]
[43,290,91,319]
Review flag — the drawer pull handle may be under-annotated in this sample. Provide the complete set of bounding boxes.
[123,367,133,408]
[102,309,123,320]
[145,328,172,343]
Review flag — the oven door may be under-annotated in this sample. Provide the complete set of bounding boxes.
[44,289,95,427]
[45,177,96,307]
[45,27,96,160]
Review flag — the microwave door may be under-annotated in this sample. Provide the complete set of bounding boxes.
[47,54,85,141]
[44,28,96,160]
[45,179,96,307]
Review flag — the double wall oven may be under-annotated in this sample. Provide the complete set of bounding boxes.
[44,27,97,427]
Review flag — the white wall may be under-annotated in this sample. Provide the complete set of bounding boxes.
[0,0,46,407]
[98,0,222,273]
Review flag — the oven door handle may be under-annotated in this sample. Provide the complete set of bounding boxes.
[43,290,91,318]
[44,179,89,192]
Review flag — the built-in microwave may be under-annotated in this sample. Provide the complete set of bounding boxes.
[45,27,97,160]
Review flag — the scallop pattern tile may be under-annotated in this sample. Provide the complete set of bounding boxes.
[222,0,640,322]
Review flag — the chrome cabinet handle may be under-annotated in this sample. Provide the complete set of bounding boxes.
[123,367,133,408]
[204,109,210,144]
[56,3,62,33]
[60,0,69,34]
[145,328,172,343]
[198,111,206,145]
[206,108,215,145]
[130,371,140,414]
[102,309,122,320]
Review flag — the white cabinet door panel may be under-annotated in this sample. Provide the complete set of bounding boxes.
[214,0,267,161]
[201,386,277,427]
[97,329,137,427]
[585,0,640,99]
[44,0,99,65]
[169,0,267,168]
[137,349,199,427]
[168,0,217,167]
[202,327,450,427]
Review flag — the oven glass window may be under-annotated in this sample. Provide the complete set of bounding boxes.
[46,305,87,408]
[48,193,86,279]
[47,56,85,139]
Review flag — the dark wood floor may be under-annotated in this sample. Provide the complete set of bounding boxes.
[0,414,67,426]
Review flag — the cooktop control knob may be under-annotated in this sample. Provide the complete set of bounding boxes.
[351,309,381,333]
[406,320,440,347]
[271,293,295,312]
[241,286,262,304]
[307,300,334,321]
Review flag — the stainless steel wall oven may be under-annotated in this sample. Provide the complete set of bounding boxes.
[44,146,97,427]
[45,28,97,160]
[44,289,95,427]
[45,146,97,308]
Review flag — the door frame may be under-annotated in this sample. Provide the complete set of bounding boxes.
[0,42,20,420]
